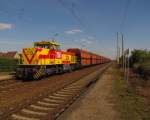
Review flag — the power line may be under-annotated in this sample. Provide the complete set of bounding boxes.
[57,0,84,28]
[56,0,108,55]
[120,0,131,31]
[56,0,98,42]
[118,0,131,62]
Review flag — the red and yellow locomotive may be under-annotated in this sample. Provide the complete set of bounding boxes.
[16,40,110,79]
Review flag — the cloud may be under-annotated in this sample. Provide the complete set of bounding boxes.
[65,29,82,34]
[0,23,13,30]
[87,36,95,40]
[80,38,92,44]
[87,40,92,44]
[80,38,86,42]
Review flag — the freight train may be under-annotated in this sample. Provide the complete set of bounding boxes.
[16,40,110,80]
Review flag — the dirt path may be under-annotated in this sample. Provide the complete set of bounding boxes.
[57,65,120,120]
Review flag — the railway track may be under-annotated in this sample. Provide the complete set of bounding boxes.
[0,78,29,93]
[0,78,20,89]
[0,63,111,120]
[0,64,106,93]
[0,78,16,86]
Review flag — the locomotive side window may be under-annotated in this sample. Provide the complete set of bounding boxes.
[34,43,60,50]
[35,44,49,49]
[49,45,55,50]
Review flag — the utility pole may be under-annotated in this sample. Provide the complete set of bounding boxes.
[116,32,119,63]
[121,33,124,69]
[127,50,130,83]
[119,47,120,61]
[124,48,130,82]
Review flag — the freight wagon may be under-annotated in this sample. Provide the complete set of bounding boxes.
[67,48,110,67]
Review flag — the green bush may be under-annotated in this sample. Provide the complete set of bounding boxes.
[130,49,150,79]
[0,57,18,72]
[130,49,150,67]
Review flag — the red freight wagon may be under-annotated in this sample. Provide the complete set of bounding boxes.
[101,56,104,63]
[96,56,99,64]
[96,55,99,64]
[67,48,92,66]
[80,50,91,66]
[91,54,97,65]
[67,48,109,67]
[97,55,101,64]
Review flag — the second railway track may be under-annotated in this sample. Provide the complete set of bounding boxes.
[0,63,111,120]
[0,79,21,91]
[0,79,18,87]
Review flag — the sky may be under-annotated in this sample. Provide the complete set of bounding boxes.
[0,0,150,59]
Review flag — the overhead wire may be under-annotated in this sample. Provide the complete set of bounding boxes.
[120,0,131,31]
[0,0,31,22]
[56,0,105,53]
[56,0,98,41]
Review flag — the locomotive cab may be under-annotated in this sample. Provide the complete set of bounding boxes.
[34,41,61,50]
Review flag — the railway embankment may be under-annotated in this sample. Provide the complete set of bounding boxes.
[113,67,150,120]
[58,63,150,120]
[0,64,108,119]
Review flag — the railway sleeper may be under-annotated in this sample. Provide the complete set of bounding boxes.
[42,98,64,104]
[13,109,47,119]
[54,92,82,119]
[62,86,81,90]
[47,95,71,105]
[53,93,72,97]
[37,101,60,108]
[30,105,52,111]
[56,91,77,95]
[21,109,47,116]
[11,114,40,120]
[60,89,80,94]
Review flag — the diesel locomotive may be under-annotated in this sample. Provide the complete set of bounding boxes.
[16,40,110,79]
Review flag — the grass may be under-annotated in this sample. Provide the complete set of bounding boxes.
[113,65,150,120]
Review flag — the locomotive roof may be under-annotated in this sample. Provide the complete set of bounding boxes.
[34,41,60,46]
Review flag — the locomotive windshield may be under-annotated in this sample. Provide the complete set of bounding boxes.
[34,41,61,50]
